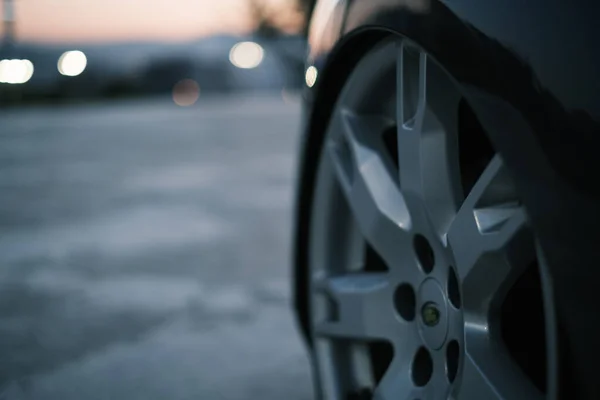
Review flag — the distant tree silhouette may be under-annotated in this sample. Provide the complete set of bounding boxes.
[249,0,305,38]
[249,0,281,38]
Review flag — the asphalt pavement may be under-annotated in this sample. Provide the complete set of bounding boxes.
[0,94,313,400]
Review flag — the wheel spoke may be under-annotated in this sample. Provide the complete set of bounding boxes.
[312,272,398,341]
[447,156,534,312]
[455,334,543,400]
[430,350,452,398]
[396,41,462,234]
[373,355,419,400]
[327,109,413,268]
[396,42,426,197]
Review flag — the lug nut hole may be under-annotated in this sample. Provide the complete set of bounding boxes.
[412,347,433,387]
[394,283,416,321]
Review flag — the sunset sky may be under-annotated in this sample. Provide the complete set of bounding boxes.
[0,0,303,43]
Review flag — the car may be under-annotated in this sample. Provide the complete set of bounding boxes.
[292,1,600,399]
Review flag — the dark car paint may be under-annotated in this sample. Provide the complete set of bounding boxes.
[294,0,600,398]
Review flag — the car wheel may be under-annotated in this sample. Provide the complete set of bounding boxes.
[301,37,557,399]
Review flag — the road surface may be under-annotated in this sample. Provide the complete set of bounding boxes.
[0,95,313,399]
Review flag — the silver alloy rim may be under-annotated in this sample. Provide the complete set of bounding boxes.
[308,38,557,400]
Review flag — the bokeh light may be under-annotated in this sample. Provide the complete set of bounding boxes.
[172,79,200,106]
[0,59,34,84]
[229,42,264,69]
[305,66,318,88]
[58,51,88,77]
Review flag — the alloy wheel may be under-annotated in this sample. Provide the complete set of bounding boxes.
[307,38,557,400]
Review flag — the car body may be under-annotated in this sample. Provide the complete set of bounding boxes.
[293,0,600,398]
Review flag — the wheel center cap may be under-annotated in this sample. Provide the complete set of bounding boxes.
[418,278,449,350]
[421,302,441,327]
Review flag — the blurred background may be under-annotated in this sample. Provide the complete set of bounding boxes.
[0,0,309,103]
[0,0,314,399]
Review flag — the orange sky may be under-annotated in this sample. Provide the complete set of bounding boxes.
[0,0,303,43]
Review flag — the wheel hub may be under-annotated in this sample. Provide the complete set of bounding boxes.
[391,195,465,391]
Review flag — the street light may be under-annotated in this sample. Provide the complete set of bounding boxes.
[0,59,34,84]
[58,51,87,77]
[229,42,264,69]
